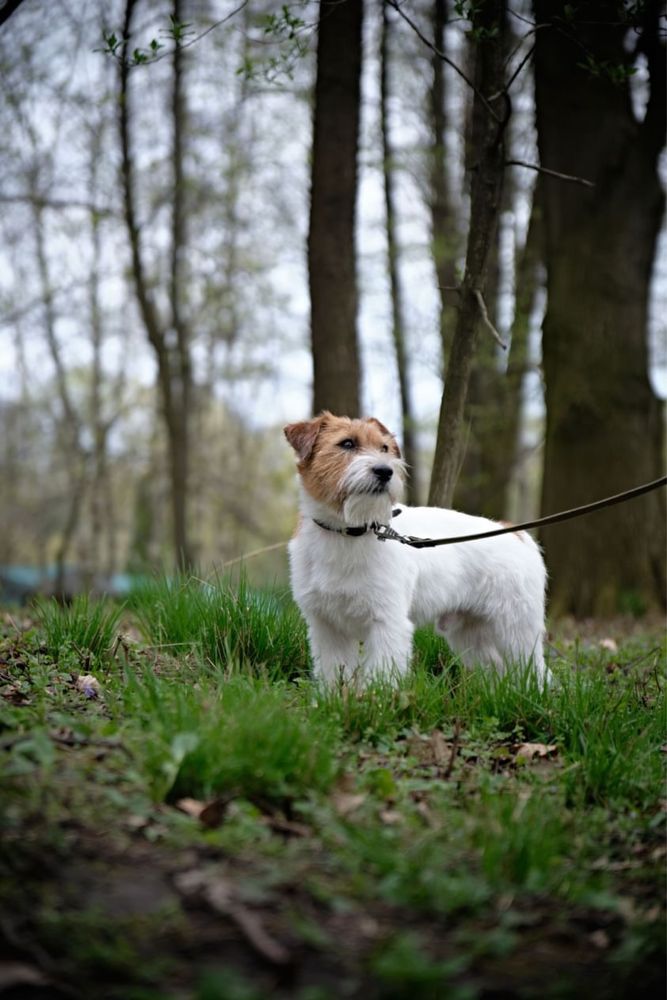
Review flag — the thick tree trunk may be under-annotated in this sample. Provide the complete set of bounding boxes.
[429,0,508,508]
[534,0,666,616]
[380,2,418,502]
[308,0,363,417]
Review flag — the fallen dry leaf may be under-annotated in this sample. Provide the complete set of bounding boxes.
[175,797,230,828]
[589,929,610,950]
[414,799,436,826]
[75,673,101,698]
[514,742,558,762]
[379,808,402,825]
[0,683,31,705]
[429,729,450,766]
[405,730,455,768]
[125,813,151,832]
[0,962,49,990]
[331,791,367,817]
[175,797,206,819]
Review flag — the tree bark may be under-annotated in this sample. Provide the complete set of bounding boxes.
[534,0,666,616]
[380,2,418,502]
[429,0,508,508]
[308,0,363,417]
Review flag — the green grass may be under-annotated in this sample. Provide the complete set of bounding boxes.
[0,587,664,998]
[34,593,123,665]
[121,668,339,803]
[129,574,310,677]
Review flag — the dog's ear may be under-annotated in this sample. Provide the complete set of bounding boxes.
[367,417,402,459]
[367,417,392,436]
[284,414,328,462]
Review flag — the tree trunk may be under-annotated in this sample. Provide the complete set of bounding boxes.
[308,0,363,417]
[534,0,666,616]
[380,2,418,502]
[429,0,508,508]
[428,0,462,371]
[168,0,193,570]
[119,0,194,570]
[454,188,542,517]
[31,190,88,596]
[501,193,543,514]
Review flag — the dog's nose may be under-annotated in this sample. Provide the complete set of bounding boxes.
[373,465,393,484]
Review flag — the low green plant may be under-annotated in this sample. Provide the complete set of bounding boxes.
[550,665,666,807]
[370,931,472,999]
[122,669,339,803]
[33,594,123,665]
[130,575,310,677]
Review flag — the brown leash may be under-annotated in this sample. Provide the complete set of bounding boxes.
[372,475,667,549]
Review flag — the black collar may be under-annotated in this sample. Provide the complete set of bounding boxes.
[313,508,402,537]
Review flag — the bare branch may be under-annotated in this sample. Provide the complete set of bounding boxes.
[386,0,502,123]
[501,42,535,94]
[474,289,507,350]
[0,193,116,215]
[507,159,595,187]
[0,279,92,327]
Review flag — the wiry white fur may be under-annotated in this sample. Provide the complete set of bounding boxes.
[287,427,548,688]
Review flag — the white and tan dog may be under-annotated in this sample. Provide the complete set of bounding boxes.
[284,412,547,687]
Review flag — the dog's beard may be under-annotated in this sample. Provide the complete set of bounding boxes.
[342,491,393,527]
[340,456,405,527]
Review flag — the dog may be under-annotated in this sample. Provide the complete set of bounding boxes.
[284,412,547,687]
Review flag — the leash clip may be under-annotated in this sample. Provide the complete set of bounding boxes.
[372,523,403,543]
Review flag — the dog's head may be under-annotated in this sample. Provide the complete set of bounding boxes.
[284,412,405,524]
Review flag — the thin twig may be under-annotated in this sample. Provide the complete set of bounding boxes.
[507,159,595,188]
[502,42,535,95]
[474,289,507,349]
[386,0,502,124]
[220,540,288,569]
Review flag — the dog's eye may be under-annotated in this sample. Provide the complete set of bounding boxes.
[338,438,356,450]
[380,444,389,453]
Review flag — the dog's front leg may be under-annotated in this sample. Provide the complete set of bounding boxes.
[361,618,413,685]
[307,615,360,687]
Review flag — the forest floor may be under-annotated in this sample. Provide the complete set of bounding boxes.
[0,582,665,1000]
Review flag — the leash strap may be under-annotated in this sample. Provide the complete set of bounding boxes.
[372,475,667,549]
